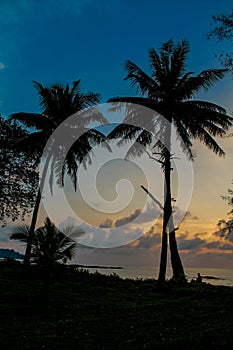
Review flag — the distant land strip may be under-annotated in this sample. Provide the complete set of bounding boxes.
[69,264,123,269]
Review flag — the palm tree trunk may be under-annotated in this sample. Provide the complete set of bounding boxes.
[169,229,184,278]
[24,155,51,266]
[157,149,173,284]
[164,152,184,277]
[163,126,185,279]
[157,218,168,283]
[157,122,185,283]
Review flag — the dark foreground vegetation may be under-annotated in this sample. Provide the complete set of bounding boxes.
[0,263,233,350]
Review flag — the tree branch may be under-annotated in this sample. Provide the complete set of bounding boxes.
[145,150,164,165]
[141,185,164,211]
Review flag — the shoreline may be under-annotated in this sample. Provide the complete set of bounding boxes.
[69,264,123,269]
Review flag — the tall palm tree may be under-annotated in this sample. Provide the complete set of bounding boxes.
[10,80,108,266]
[108,39,233,284]
[10,217,83,268]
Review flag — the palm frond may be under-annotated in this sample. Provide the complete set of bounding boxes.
[179,68,228,99]
[173,119,194,160]
[109,124,142,147]
[149,48,164,85]
[108,97,162,118]
[70,79,81,95]
[79,106,109,126]
[10,233,28,242]
[85,128,112,151]
[178,101,232,132]
[10,225,30,242]
[60,225,85,239]
[9,112,49,130]
[170,39,190,83]
[64,151,78,190]
[193,127,225,156]
[75,92,101,109]
[125,129,152,159]
[123,60,160,98]
[159,39,177,81]
[49,156,56,195]
[32,80,53,113]
[183,100,227,115]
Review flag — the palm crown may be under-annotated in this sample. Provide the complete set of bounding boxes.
[10,217,84,267]
[109,39,232,159]
[10,80,108,176]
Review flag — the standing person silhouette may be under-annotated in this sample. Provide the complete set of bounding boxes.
[196,273,202,283]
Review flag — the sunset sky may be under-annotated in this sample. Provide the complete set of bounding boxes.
[0,0,233,270]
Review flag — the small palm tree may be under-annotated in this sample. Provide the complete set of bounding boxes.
[10,80,108,265]
[10,217,83,268]
[108,39,233,284]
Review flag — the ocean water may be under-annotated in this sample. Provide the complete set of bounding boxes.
[83,266,233,287]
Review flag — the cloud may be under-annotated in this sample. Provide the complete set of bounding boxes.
[0,62,5,69]
[98,205,199,234]
[177,231,233,254]
[99,218,114,228]
[132,232,161,249]
[194,232,208,238]
[58,216,77,230]
[177,233,204,251]
[130,230,205,252]
[134,203,161,224]
[115,209,142,227]
[77,222,145,248]
[57,210,233,260]
[128,229,233,255]
[98,202,162,229]
[55,215,233,268]
[77,201,162,247]
[173,208,199,227]
[205,240,233,251]
[144,223,161,236]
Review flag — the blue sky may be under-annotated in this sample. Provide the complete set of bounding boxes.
[1,0,233,268]
[0,0,232,116]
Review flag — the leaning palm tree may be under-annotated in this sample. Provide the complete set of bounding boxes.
[10,217,84,268]
[108,39,233,284]
[10,80,108,266]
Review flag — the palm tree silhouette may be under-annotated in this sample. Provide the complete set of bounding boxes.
[10,80,108,266]
[10,217,83,268]
[108,39,233,283]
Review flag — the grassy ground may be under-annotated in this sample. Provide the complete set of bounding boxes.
[0,264,233,350]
